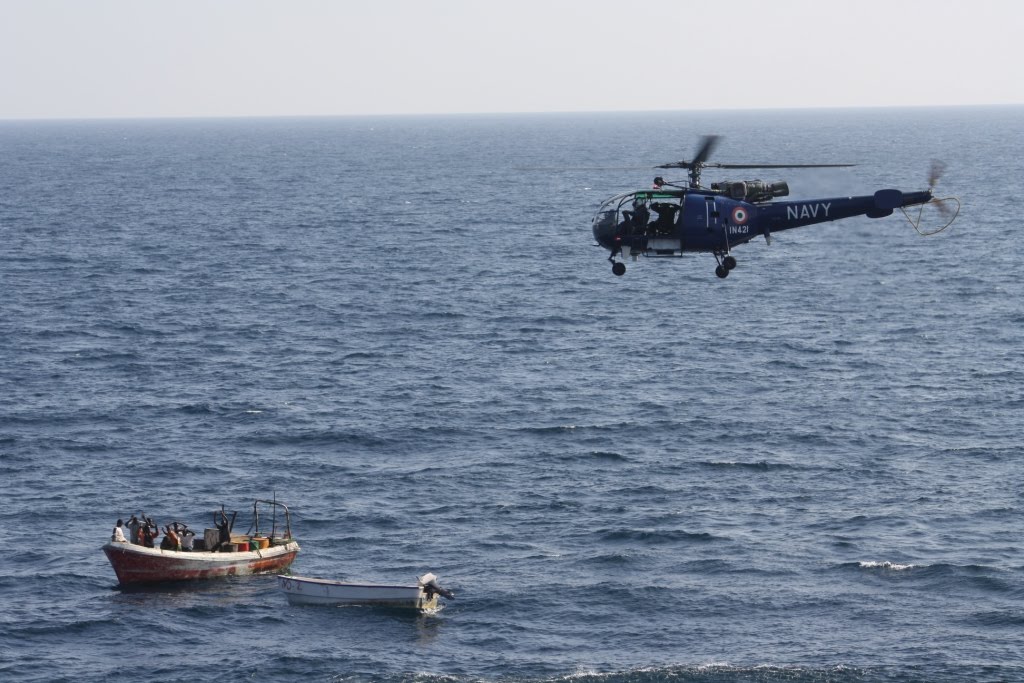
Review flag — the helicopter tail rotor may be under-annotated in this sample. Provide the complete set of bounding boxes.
[901,160,960,235]
[927,160,958,221]
[927,159,946,190]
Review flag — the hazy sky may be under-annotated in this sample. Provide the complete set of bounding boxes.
[2,0,1021,119]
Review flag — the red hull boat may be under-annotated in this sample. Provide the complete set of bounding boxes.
[103,539,300,585]
[103,498,299,586]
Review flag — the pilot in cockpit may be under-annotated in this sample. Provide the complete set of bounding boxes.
[621,198,649,236]
[630,199,649,234]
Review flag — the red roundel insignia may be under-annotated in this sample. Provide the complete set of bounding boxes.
[731,207,749,224]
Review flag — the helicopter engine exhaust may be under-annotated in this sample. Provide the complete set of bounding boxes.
[711,180,789,203]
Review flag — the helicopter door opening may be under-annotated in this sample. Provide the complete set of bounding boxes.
[643,197,684,255]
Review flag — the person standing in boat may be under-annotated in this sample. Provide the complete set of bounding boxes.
[212,509,235,552]
[111,519,128,543]
[125,515,142,544]
[179,526,195,551]
[161,525,180,551]
[141,520,158,548]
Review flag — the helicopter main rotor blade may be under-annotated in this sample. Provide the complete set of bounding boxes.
[655,134,721,169]
[655,161,854,170]
[704,163,857,169]
[692,135,721,166]
[656,135,856,172]
[513,165,653,171]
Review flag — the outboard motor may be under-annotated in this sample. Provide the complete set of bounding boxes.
[419,573,455,600]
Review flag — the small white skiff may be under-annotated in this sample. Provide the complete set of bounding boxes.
[277,572,454,610]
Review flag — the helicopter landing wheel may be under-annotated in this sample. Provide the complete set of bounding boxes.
[723,255,737,271]
[612,262,626,276]
[715,264,729,279]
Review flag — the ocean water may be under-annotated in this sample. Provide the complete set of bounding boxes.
[1,106,1022,683]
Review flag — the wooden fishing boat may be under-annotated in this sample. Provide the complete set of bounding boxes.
[103,499,299,585]
[277,572,454,609]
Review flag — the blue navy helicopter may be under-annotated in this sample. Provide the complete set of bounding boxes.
[592,136,958,277]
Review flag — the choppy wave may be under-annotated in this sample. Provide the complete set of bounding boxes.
[856,561,918,571]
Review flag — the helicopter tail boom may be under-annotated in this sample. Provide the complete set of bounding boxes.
[759,189,933,233]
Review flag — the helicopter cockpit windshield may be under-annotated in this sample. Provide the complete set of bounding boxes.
[591,188,686,248]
